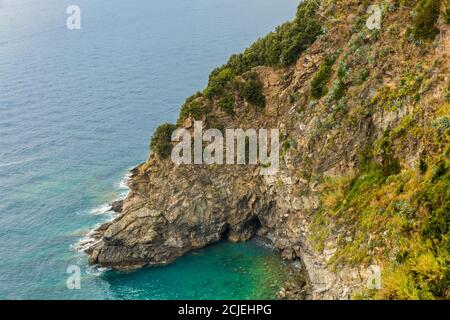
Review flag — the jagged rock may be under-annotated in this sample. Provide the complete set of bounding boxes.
[109,200,123,213]
[86,160,271,270]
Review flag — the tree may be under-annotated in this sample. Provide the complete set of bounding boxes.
[150,123,177,158]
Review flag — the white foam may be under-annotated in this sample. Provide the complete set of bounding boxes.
[74,236,105,253]
[117,170,132,197]
[89,203,112,215]
[72,170,133,255]
[67,227,90,237]
[85,265,111,276]
[89,170,133,216]
[72,226,102,253]
[254,237,275,249]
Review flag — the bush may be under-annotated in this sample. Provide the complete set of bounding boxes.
[178,93,210,124]
[432,116,450,136]
[326,79,346,103]
[204,0,321,91]
[219,93,235,116]
[431,162,447,181]
[337,61,348,80]
[240,77,266,110]
[359,67,370,82]
[311,56,336,99]
[150,123,177,158]
[378,133,402,177]
[204,68,235,99]
[412,0,442,41]
[419,157,428,174]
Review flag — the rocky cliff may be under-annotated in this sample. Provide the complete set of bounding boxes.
[87,0,450,300]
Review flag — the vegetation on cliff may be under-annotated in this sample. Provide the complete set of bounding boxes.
[311,55,337,99]
[307,0,449,299]
[150,123,177,158]
[174,0,322,125]
[412,0,442,40]
[445,0,450,23]
[313,105,449,298]
[239,74,266,110]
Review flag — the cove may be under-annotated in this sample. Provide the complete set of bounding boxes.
[97,239,291,300]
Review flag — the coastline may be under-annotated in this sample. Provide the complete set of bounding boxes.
[74,169,133,254]
[78,162,310,299]
[82,159,312,299]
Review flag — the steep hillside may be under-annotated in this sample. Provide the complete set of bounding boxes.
[86,0,450,299]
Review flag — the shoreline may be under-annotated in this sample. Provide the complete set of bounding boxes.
[74,169,134,254]
[80,162,311,299]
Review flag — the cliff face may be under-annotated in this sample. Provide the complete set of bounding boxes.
[87,0,450,299]
[87,162,269,269]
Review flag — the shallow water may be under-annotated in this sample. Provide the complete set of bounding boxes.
[0,0,298,299]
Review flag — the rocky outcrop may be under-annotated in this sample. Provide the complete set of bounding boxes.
[109,200,123,213]
[86,161,271,269]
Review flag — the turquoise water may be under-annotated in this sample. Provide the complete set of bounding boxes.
[0,0,298,299]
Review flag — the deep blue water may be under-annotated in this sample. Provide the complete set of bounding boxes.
[0,0,298,299]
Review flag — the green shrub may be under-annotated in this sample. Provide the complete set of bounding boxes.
[412,0,442,41]
[421,187,450,242]
[281,137,296,156]
[311,56,336,99]
[219,93,235,116]
[432,116,450,136]
[240,77,266,110]
[178,93,211,124]
[419,157,428,174]
[337,61,348,80]
[418,163,450,246]
[150,123,177,158]
[359,67,370,82]
[279,1,322,66]
[371,72,423,111]
[431,162,447,181]
[205,0,321,86]
[326,79,346,103]
[378,133,402,177]
[204,68,235,99]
